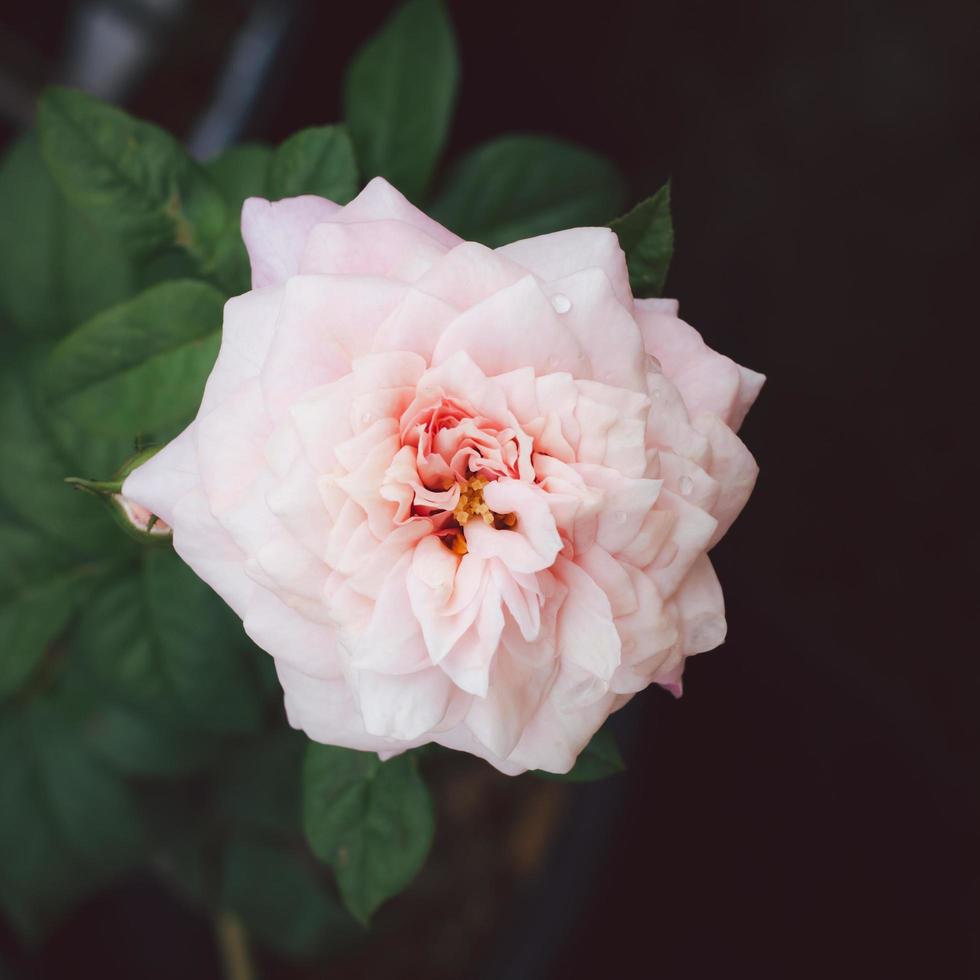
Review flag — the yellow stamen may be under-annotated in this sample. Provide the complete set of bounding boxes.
[448,476,517,544]
[453,476,495,526]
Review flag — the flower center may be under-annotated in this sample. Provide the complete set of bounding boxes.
[444,476,516,555]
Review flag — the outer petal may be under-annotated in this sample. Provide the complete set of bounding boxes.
[355,665,457,741]
[541,268,646,391]
[332,177,461,249]
[413,241,527,309]
[694,413,761,546]
[200,286,284,415]
[498,227,632,309]
[243,588,342,679]
[299,219,447,281]
[278,662,427,754]
[122,423,199,527]
[464,649,557,759]
[673,554,727,655]
[241,196,341,288]
[170,486,255,618]
[635,300,765,431]
[507,675,618,774]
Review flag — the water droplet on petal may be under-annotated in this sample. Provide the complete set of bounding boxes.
[360,411,375,426]
[551,293,572,314]
[614,510,628,524]
[679,475,694,496]
[651,387,663,400]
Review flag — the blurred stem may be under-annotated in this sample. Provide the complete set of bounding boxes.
[214,910,257,980]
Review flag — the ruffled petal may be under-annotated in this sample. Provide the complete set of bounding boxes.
[431,275,584,378]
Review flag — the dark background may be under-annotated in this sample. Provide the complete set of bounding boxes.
[1,0,976,977]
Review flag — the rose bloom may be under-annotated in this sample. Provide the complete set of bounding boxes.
[125,178,763,774]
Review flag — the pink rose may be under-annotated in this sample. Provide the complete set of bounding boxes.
[124,178,763,774]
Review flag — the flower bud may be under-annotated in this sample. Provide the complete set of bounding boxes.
[66,446,172,544]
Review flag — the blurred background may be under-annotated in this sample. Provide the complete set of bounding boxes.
[0,0,976,977]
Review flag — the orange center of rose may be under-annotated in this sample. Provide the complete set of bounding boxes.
[444,476,517,555]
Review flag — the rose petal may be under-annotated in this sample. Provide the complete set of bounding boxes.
[241,196,341,288]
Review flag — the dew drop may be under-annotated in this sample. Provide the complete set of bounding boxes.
[551,293,572,314]
[679,475,694,496]
[360,411,375,426]
[614,510,628,524]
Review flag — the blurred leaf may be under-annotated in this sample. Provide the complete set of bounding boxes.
[0,700,143,942]
[205,143,272,296]
[74,547,263,734]
[269,125,359,203]
[343,0,458,201]
[431,134,628,246]
[42,279,223,439]
[37,87,226,269]
[303,744,434,924]
[150,822,215,911]
[84,702,223,777]
[609,182,673,297]
[221,837,359,958]
[54,644,223,777]
[0,521,114,701]
[0,135,137,338]
[536,726,625,782]
[206,143,272,204]
[216,729,306,837]
[0,359,125,553]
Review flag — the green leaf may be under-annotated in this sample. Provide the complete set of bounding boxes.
[536,726,625,783]
[37,86,226,268]
[0,359,125,553]
[205,143,272,296]
[303,744,434,924]
[0,521,113,700]
[0,701,143,942]
[343,0,458,201]
[608,182,673,298]
[220,837,359,958]
[42,279,224,439]
[431,135,628,246]
[0,135,137,338]
[56,657,224,778]
[206,143,271,204]
[74,547,263,734]
[269,126,359,203]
